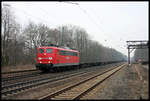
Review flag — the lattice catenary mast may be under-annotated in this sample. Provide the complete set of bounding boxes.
[126,40,149,65]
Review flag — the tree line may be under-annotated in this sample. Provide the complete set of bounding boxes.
[2,4,127,66]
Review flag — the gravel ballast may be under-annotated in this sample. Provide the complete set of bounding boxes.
[81,63,149,100]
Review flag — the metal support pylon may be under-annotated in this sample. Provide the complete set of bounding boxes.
[126,40,149,65]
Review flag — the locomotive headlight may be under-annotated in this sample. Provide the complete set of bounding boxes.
[38,57,42,60]
[49,57,52,60]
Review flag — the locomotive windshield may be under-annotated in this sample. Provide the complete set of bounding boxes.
[46,48,52,53]
[39,48,44,54]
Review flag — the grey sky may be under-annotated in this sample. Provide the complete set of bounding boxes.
[2,1,149,57]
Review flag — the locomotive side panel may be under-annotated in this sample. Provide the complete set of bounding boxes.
[36,46,80,71]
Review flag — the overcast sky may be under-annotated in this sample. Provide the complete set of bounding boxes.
[2,1,149,57]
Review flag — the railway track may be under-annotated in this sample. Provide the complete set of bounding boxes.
[2,69,37,74]
[2,63,124,99]
[2,70,89,97]
[2,69,40,82]
[1,64,124,99]
[39,63,126,100]
[2,63,116,87]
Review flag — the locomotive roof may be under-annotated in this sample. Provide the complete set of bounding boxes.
[38,46,79,53]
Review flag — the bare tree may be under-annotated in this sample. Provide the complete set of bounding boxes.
[2,5,126,67]
[2,4,21,66]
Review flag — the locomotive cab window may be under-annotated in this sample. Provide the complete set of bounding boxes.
[39,48,44,54]
[73,52,78,56]
[46,48,52,53]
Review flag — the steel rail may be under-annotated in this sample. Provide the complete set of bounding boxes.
[39,64,126,100]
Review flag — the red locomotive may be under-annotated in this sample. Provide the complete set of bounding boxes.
[35,46,79,71]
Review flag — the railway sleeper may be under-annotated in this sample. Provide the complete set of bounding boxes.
[50,64,125,100]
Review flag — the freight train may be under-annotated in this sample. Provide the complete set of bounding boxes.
[35,46,124,72]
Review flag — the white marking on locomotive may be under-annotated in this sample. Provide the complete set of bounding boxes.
[66,57,70,59]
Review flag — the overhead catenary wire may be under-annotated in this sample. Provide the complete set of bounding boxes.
[67,2,128,56]
[76,3,127,51]
[6,4,57,27]
[63,2,112,46]
[35,5,57,26]
[5,3,123,51]
[27,2,124,52]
